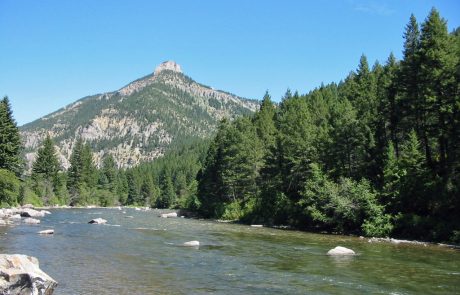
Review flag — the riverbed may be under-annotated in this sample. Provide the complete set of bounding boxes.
[0,208,459,294]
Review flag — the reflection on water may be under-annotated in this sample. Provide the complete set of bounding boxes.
[0,208,459,294]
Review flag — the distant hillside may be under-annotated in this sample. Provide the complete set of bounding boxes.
[20,61,259,170]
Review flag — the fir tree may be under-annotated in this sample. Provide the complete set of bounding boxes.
[0,96,21,174]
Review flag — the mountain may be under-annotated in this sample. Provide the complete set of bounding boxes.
[20,61,259,170]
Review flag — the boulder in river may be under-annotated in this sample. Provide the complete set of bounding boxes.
[20,209,45,218]
[38,229,54,235]
[88,218,107,224]
[9,214,22,220]
[0,254,57,295]
[327,246,355,256]
[160,212,177,218]
[183,241,200,247]
[23,218,40,224]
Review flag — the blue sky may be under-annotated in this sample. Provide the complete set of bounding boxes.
[1,0,459,126]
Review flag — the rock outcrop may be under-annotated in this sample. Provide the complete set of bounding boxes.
[154,61,183,75]
[0,254,57,295]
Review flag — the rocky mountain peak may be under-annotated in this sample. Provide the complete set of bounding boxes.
[154,61,182,75]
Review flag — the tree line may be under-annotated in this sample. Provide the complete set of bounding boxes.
[196,9,460,243]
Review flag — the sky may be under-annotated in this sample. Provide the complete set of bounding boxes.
[1,0,459,126]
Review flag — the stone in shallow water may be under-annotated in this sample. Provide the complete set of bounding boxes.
[38,229,54,235]
[160,212,177,218]
[0,254,57,295]
[327,246,355,256]
[23,218,40,224]
[183,241,200,247]
[88,218,107,224]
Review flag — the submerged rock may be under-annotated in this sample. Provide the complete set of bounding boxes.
[183,241,200,247]
[88,218,107,224]
[160,212,177,218]
[23,218,40,224]
[0,254,57,295]
[327,246,355,256]
[38,229,54,235]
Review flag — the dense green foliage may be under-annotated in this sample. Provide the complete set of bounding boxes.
[197,9,460,242]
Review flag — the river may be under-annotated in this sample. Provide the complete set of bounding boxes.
[0,208,459,294]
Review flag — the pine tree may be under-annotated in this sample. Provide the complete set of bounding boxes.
[254,91,277,152]
[31,134,61,204]
[126,170,139,205]
[381,141,404,212]
[68,138,83,196]
[100,154,117,191]
[418,8,457,173]
[399,14,421,142]
[32,134,60,182]
[81,143,97,189]
[0,96,21,174]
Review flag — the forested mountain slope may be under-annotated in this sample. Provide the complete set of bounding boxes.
[20,61,258,170]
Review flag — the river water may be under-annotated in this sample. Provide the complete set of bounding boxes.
[0,208,459,294]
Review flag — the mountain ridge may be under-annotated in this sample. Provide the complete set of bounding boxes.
[20,61,259,171]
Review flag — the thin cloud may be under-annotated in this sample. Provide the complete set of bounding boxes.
[351,1,395,16]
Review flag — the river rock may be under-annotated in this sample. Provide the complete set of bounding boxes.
[9,214,22,220]
[2,208,14,216]
[20,209,45,218]
[38,229,54,235]
[160,212,177,218]
[40,210,52,215]
[0,254,57,295]
[23,218,40,224]
[327,246,355,256]
[21,204,35,209]
[183,241,200,247]
[88,218,107,224]
[0,220,8,226]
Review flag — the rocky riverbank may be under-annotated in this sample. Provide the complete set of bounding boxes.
[0,205,58,294]
[0,254,57,295]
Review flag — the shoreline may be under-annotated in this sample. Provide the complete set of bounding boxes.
[2,204,459,250]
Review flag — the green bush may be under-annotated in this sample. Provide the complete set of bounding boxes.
[362,213,394,237]
[299,163,393,236]
[0,168,19,206]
